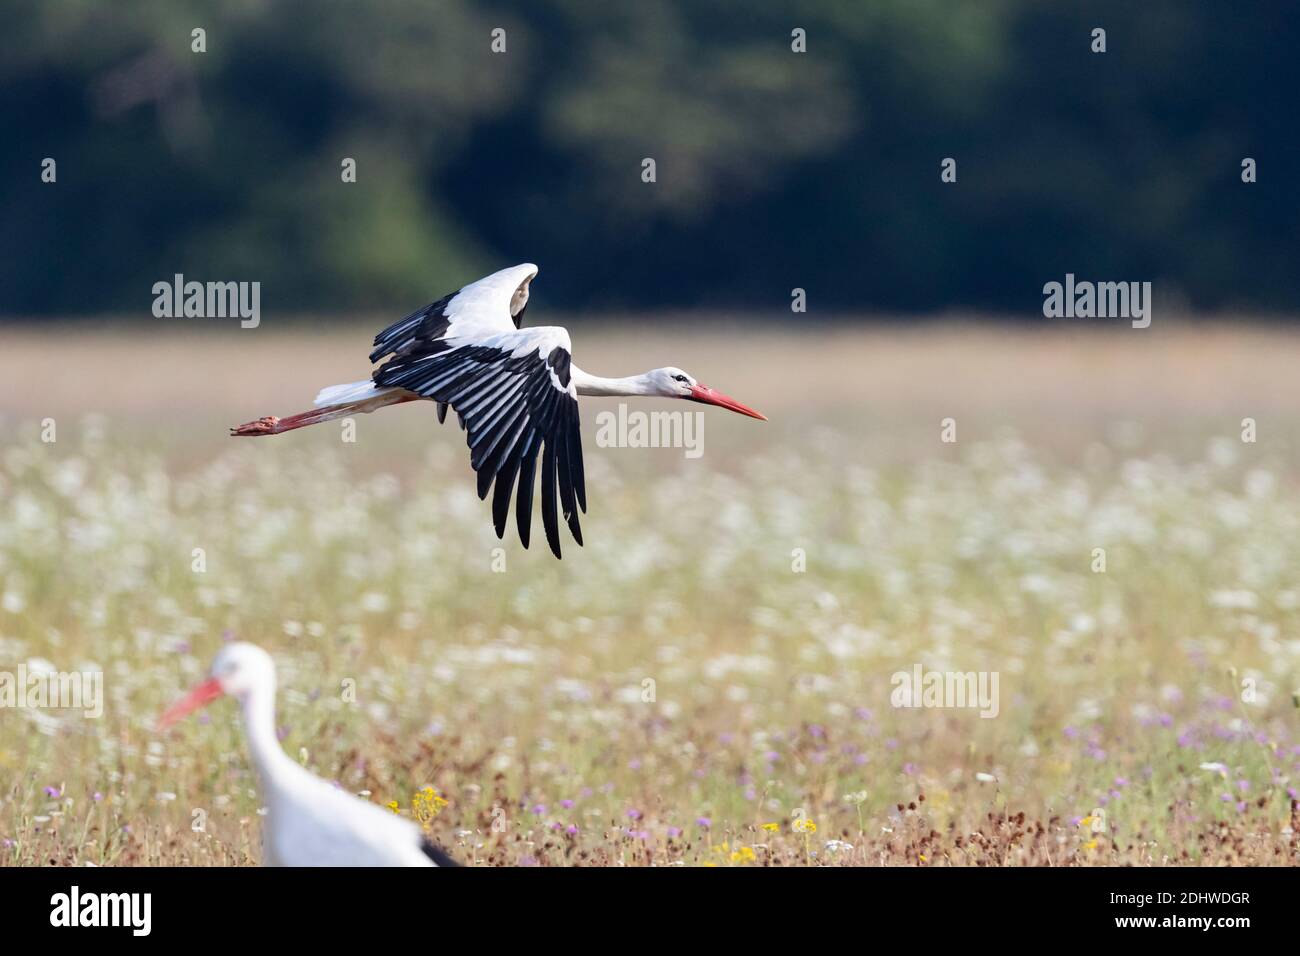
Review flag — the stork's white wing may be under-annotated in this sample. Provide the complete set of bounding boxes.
[368,263,538,366]
[372,326,586,558]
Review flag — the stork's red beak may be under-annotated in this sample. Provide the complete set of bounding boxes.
[688,384,767,421]
[157,677,224,731]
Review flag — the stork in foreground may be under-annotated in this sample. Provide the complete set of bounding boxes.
[231,263,766,558]
[158,642,458,867]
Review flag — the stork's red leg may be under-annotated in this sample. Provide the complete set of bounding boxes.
[231,408,330,436]
[231,395,418,436]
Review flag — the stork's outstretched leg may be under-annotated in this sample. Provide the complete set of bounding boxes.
[231,394,417,436]
[231,409,330,436]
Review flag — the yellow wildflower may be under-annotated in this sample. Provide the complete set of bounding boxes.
[412,786,450,829]
[730,846,757,863]
[385,800,399,814]
[761,822,780,832]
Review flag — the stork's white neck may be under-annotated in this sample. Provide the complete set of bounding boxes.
[572,366,658,397]
[238,683,295,789]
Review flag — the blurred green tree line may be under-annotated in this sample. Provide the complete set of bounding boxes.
[1,0,1295,317]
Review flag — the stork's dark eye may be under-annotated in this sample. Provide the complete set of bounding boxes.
[673,374,689,383]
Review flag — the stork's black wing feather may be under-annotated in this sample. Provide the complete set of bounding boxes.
[371,329,585,558]
[369,293,456,365]
[419,838,460,867]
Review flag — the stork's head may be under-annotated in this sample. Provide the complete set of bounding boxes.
[157,642,276,729]
[649,367,767,420]
[510,266,538,319]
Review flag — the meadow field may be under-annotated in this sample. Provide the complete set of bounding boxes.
[2,320,1300,866]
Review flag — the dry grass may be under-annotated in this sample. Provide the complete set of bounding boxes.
[2,319,1300,866]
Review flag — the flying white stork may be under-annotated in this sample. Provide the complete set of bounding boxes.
[230,263,766,558]
[158,642,458,867]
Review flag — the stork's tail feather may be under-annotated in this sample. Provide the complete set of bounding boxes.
[314,379,383,407]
